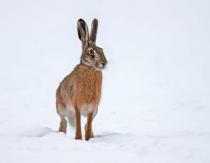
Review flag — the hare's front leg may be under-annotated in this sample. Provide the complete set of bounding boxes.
[75,109,82,140]
[59,117,67,134]
[85,112,94,140]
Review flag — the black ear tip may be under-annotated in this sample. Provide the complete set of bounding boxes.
[78,18,85,24]
[92,18,98,24]
[78,18,84,21]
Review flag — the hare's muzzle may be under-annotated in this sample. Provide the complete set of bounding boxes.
[101,60,107,69]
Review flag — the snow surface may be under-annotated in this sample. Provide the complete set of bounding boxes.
[0,0,210,162]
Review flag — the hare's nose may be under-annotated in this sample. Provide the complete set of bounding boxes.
[101,61,107,67]
[101,62,105,67]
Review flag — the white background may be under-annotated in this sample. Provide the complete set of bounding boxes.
[0,0,210,162]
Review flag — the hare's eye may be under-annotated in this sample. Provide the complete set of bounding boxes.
[88,48,95,55]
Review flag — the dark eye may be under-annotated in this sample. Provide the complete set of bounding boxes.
[88,48,95,57]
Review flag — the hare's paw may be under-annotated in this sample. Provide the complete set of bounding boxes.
[58,118,67,134]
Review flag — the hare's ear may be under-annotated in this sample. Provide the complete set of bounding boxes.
[89,18,98,43]
[77,19,89,48]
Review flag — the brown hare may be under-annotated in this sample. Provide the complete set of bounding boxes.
[56,18,107,140]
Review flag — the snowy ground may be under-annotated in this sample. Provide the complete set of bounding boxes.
[0,0,210,163]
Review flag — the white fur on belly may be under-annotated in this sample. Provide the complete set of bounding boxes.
[81,104,98,117]
[59,105,98,128]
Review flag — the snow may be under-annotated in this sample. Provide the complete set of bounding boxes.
[0,0,210,162]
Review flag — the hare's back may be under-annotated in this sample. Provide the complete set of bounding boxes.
[56,64,102,109]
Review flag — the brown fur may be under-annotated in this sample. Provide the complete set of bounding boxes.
[56,64,102,110]
[56,18,107,140]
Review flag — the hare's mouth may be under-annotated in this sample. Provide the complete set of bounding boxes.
[94,64,106,71]
[99,61,107,69]
[94,66,103,71]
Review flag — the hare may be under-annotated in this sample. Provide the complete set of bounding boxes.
[56,18,107,140]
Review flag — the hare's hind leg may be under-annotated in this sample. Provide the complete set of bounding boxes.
[57,105,67,133]
[85,112,94,140]
[56,97,67,133]
[59,116,67,134]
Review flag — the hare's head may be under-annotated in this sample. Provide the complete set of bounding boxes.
[77,19,107,70]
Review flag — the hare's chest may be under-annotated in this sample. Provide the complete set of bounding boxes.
[75,70,102,104]
[77,73,96,91]
[77,70,101,90]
